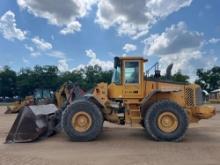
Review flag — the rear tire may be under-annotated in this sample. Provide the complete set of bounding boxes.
[62,99,103,141]
[144,100,188,141]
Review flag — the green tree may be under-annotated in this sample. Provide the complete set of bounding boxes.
[58,70,84,87]
[16,68,34,97]
[59,65,113,91]
[32,65,59,90]
[0,66,17,97]
[80,65,113,90]
[98,70,113,84]
[172,71,189,83]
[195,66,220,92]
[0,64,114,98]
[82,65,103,90]
[17,65,59,97]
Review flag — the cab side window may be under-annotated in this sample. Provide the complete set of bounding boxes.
[124,61,139,84]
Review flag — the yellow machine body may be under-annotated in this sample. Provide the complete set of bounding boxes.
[91,56,216,126]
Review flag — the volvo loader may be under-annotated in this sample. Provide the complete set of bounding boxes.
[6,56,216,143]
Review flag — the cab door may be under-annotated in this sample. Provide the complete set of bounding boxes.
[123,60,143,98]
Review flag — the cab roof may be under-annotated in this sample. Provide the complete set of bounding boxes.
[118,56,148,62]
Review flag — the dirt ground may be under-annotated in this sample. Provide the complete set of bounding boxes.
[0,105,220,165]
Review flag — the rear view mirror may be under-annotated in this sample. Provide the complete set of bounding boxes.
[114,57,121,68]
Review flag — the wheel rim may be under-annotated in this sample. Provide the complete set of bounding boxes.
[157,112,178,133]
[71,112,92,133]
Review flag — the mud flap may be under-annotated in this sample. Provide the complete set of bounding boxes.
[5,104,60,143]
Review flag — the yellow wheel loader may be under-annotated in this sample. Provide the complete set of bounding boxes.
[5,81,84,114]
[5,96,35,114]
[5,89,53,114]
[6,56,216,143]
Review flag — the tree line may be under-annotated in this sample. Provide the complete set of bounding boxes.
[0,65,112,98]
[0,65,219,98]
[195,66,220,92]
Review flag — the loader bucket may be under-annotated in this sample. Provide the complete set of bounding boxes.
[5,104,59,143]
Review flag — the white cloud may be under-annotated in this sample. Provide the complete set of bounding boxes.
[144,22,203,56]
[146,0,192,17]
[47,50,66,59]
[75,49,113,71]
[58,59,69,72]
[158,50,202,79]
[60,21,81,35]
[85,49,96,59]
[48,51,69,72]
[17,0,97,35]
[123,43,137,53]
[158,50,218,82]
[0,10,27,41]
[208,38,220,44]
[25,36,68,67]
[24,44,34,52]
[32,36,53,51]
[88,58,113,71]
[143,22,218,81]
[30,52,41,57]
[96,0,192,39]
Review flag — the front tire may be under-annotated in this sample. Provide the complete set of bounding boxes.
[144,100,188,141]
[62,99,103,141]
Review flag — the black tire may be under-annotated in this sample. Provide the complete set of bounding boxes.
[62,99,103,141]
[144,100,188,142]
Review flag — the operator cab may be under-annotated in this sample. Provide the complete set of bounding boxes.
[109,56,147,99]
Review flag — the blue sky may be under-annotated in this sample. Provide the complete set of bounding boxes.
[0,0,219,80]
